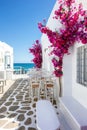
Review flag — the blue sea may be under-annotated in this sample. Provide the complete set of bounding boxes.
[14,63,35,74]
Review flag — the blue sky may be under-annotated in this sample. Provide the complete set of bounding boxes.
[0,0,56,63]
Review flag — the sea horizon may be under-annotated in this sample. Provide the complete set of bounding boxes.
[13,63,35,74]
[13,62,34,63]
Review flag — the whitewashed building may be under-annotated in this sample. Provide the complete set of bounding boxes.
[0,41,13,80]
[41,0,87,129]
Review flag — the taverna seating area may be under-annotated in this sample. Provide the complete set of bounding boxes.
[28,68,57,102]
[0,67,87,130]
[0,68,60,130]
[0,56,87,128]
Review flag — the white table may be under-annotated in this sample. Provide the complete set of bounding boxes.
[36,100,60,130]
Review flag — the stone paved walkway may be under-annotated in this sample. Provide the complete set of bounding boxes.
[0,78,58,130]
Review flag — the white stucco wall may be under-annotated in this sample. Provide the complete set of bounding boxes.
[62,47,74,96]
[71,0,87,108]
[0,41,13,71]
[61,0,87,107]
[41,34,52,71]
[72,43,87,108]
[41,0,61,72]
[41,0,87,106]
[63,0,87,108]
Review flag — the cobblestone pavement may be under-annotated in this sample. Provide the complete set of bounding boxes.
[0,78,58,130]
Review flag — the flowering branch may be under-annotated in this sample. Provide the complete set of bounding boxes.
[38,0,87,77]
[29,40,42,68]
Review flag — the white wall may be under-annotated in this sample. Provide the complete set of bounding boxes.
[41,0,87,104]
[62,47,74,96]
[70,0,87,108]
[0,47,4,70]
[0,41,13,71]
[62,0,87,107]
[41,0,61,72]
[76,0,87,9]
[41,35,52,71]
[72,43,87,108]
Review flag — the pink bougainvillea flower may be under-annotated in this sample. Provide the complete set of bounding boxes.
[29,40,42,68]
[53,69,63,77]
[38,0,87,77]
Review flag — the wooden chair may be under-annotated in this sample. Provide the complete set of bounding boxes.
[45,78,55,103]
[30,77,41,99]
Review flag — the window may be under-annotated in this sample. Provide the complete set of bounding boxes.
[5,52,11,69]
[77,45,87,86]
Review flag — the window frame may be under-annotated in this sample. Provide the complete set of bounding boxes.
[77,45,87,86]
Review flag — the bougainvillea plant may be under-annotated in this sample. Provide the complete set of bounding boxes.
[29,40,42,68]
[38,0,87,77]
